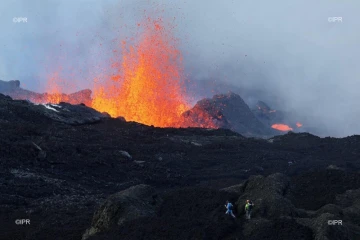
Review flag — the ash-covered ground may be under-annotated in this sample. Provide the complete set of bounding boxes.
[1,93,360,240]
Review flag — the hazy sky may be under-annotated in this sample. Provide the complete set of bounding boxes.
[0,0,359,137]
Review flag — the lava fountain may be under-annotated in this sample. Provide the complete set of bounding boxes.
[91,16,190,127]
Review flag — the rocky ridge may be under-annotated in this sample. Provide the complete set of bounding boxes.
[0,92,359,240]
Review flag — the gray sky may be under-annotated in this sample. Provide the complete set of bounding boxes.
[0,0,359,137]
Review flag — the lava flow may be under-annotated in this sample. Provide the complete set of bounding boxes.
[91,17,190,127]
[271,123,293,131]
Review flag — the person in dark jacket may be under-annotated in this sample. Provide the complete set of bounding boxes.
[245,200,254,219]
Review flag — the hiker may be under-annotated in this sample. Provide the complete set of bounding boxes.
[225,200,236,218]
[245,200,254,219]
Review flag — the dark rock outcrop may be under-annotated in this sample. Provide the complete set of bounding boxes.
[0,93,109,125]
[220,172,360,240]
[0,79,20,91]
[252,100,285,126]
[220,181,247,195]
[82,184,161,240]
[85,173,360,240]
[335,188,360,227]
[39,102,110,125]
[181,92,271,137]
[86,188,238,240]
[180,101,231,129]
[235,173,299,219]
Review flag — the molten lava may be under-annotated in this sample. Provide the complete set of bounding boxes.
[271,123,293,132]
[37,15,218,129]
[296,122,303,128]
[44,71,63,104]
[91,17,190,127]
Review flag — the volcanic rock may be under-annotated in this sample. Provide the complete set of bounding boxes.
[179,99,231,129]
[242,217,313,240]
[0,79,20,91]
[39,102,110,125]
[235,173,299,219]
[86,188,239,240]
[1,93,360,240]
[0,79,92,106]
[86,172,360,240]
[220,181,247,195]
[0,93,109,126]
[251,100,310,135]
[118,150,132,159]
[116,116,126,122]
[82,184,161,240]
[335,188,360,224]
[286,168,360,211]
[314,204,344,217]
[326,164,344,170]
[181,92,271,137]
[256,100,272,112]
[252,101,287,125]
[295,213,352,240]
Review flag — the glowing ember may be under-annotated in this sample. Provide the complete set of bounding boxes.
[272,123,293,131]
[91,16,190,127]
[296,122,303,128]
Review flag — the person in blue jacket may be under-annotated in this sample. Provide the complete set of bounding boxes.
[225,200,236,218]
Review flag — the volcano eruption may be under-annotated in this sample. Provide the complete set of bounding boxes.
[91,17,191,127]
[34,16,222,129]
[0,15,300,137]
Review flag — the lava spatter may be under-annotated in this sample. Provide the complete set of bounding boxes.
[92,17,190,127]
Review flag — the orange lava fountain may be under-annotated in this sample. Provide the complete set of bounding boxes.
[271,123,293,131]
[91,17,190,127]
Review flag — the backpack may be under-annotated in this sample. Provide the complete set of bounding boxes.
[228,203,233,210]
[248,203,253,210]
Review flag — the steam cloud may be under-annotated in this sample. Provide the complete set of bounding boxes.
[0,0,359,137]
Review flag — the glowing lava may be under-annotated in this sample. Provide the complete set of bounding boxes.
[28,70,66,105]
[296,122,303,128]
[44,71,63,104]
[92,17,190,127]
[271,123,293,131]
